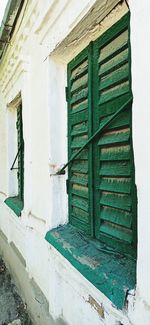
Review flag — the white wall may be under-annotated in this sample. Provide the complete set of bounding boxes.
[0,0,150,324]
[130,1,150,324]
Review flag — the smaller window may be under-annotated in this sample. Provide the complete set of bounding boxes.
[5,104,24,216]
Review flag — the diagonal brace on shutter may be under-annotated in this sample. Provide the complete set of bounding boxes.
[57,96,132,175]
[10,142,24,171]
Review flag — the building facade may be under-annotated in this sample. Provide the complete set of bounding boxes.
[0,0,150,324]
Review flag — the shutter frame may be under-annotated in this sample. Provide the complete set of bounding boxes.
[92,12,136,253]
[67,46,93,236]
[17,105,24,202]
[67,12,137,255]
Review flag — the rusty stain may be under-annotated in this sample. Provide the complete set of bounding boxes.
[87,295,104,318]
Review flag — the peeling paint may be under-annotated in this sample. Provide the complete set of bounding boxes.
[87,295,105,319]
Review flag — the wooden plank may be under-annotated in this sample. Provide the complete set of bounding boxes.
[99,48,128,77]
[71,135,88,149]
[100,145,130,161]
[100,161,131,176]
[71,88,88,105]
[100,191,132,211]
[98,93,131,118]
[99,81,130,105]
[71,122,88,136]
[70,110,88,125]
[71,73,88,93]
[98,128,130,146]
[99,177,131,194]
[71,149,88,160]
[72,206,89,223]
[99,63,129,91]
[71,173,88,186]
[71,59,88,81]
[100,222,132,243]
[71,99,88,114]
[71,184,88,199]
[72,196,89,212]
[100,110,130,130]
[71,216,91,235]
[72,161,88,173]
[99,29,128,63]
[101,206,132,228]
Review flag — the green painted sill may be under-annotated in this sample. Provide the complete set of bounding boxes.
[45,224,136,310]
[5,196,23,217]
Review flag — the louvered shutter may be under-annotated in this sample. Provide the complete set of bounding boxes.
[93,13,137,250]
[67,47,93,236]
[16,105,24,202]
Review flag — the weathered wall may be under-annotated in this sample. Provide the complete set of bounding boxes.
[0,0,149,324]
[130,1,150,324]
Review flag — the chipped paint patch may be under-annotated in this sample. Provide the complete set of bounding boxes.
[77,255,100,270]
[87,295,104,319]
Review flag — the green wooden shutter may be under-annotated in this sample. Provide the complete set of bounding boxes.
[93,13,137,251]
[67,47,93,236]
[16,105,24,202]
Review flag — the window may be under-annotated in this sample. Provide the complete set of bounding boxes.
[67,13,137,255]
[46,13,137,308]
[5,104,24,216]
[16,105,24,203]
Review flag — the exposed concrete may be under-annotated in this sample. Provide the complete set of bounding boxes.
[0,230,54,325]
[0,258,31,325]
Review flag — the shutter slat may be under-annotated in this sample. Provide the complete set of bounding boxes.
[71,122,88,136]
[98,128,130,146]
[71,60,88,81]
[71,99,88,114]
[99,177,131,194]
[71,135,88,149]
[72,161,88,173]
[71,174,88,186]
[71,149,88,160]
[100,161,131,176]
[101,206,132,228]
[71,88,88,105]
[100,145,130,161]
[99,81,130,105]
[71,110,88,125]
[98,93,130,118]
[71,73,88,93]
[99,29,128,63]
[72,196,89,212]
[71,185,88,199]
[100,110,130,130]
[99,48,128,77]
[99,63,129,91]
[100,191,132,211]
[100,222,132,243]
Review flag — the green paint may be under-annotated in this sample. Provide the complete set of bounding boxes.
[45,224,136,309]
[17,105,24,202]
[67,12,137,254]
[5,196,23,217]
[46,13,137,309]
[5,104,24,216]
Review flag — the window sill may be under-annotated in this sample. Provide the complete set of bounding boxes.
[5,196,23,217]
[45,224,136,309]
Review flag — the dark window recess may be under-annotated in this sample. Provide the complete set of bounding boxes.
[67,13,137,255]
[5,104,24,216]
[16,105,24,202]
